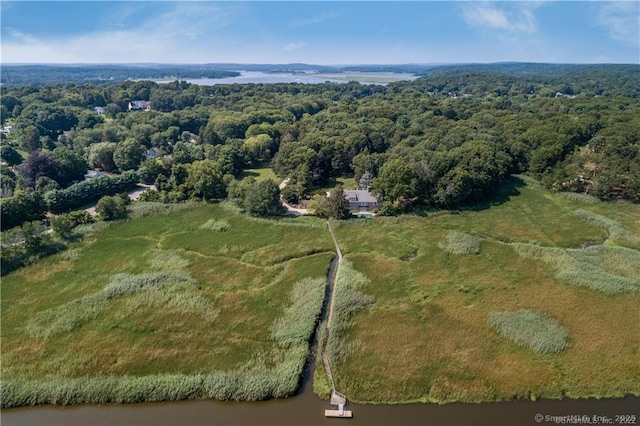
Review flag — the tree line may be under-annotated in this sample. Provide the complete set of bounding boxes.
[1,64,638,231]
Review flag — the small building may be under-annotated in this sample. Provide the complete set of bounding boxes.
[145,147,160,159]
[94,106,105,114]
[84,170,107,180]
[2,125,13,134]
[128,101,151,112]
[344,189,378,211]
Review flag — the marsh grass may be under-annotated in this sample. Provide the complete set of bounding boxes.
[556,192,600,204]
[270,278,325,347]
[73,221,113,237]
[27,271,197,338]
[60,248,82,261]
[3,275,326,408]
[147,249,190,271]
[438,232,480,255]
[575,210,640,247]
[130,202,200,219]
[328,260,375,365]
[125,282,220,321]
[2,202,333,407]
[489,310,570,354]
[199,219,230,232]
[514,243,640,294]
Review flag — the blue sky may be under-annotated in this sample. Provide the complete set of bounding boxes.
[1,1,638,64]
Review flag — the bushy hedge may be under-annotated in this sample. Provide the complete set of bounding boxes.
[44,171,138,214]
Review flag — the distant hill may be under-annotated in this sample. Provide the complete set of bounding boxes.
[2,62,639,90]
[0,65,240,87]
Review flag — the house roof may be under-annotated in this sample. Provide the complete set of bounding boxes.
[344,189,377,203]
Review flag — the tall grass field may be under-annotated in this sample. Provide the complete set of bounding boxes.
[1,204,334,408]
[328,178,640,404]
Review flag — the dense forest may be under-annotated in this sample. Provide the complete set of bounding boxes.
[1,65,240,87]
[2,64,639,235]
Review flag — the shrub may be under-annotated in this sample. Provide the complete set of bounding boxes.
[439,231,480,255]
[489,310,570,354]
[95,195,129,221]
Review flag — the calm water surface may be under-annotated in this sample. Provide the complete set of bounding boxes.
[3,387,637,426]
[158,71,419,86]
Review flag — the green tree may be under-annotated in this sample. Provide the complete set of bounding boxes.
[52,147,88,186]
[22,220,49,253]
[95,195,128,221]
[113,138,145,171]
[185,160,226,201]
[308,186,351,219]
[1,145,23,166]
[326,185,351,219]
[87,142,117,172]
[371,158,419,207]
[243,179,283,216]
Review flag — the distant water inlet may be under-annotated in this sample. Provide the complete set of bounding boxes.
[155,71,419,86]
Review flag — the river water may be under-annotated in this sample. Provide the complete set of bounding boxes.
[156,71,419,86]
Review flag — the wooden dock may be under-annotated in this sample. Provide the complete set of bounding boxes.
[325,409,353,418]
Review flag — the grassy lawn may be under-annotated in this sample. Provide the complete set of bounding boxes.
[327,180,640,403]
[242,166,278,183]
[1,204,334,407]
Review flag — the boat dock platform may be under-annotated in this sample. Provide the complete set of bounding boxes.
[325,390,352,418]
[325,408,353,418]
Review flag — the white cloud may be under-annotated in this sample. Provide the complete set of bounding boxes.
[1,3,240,63]
[283,42,307,52]
[462,2,538,33]
[595,1,640,46]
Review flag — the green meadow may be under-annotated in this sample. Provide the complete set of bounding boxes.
[327,178,640,403]
[1,203,334,407]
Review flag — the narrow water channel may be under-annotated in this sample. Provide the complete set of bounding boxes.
[3,254,638,425]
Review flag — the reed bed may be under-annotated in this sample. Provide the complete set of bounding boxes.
[199,219,231,232]
[327,260,375,365]
[129,202,200,219]
[4,275,326,408]
[514,243,640,294]
[438,231,481,255]
[574,210,640,246]
[489,310,570,354]
[555,192,600,204]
